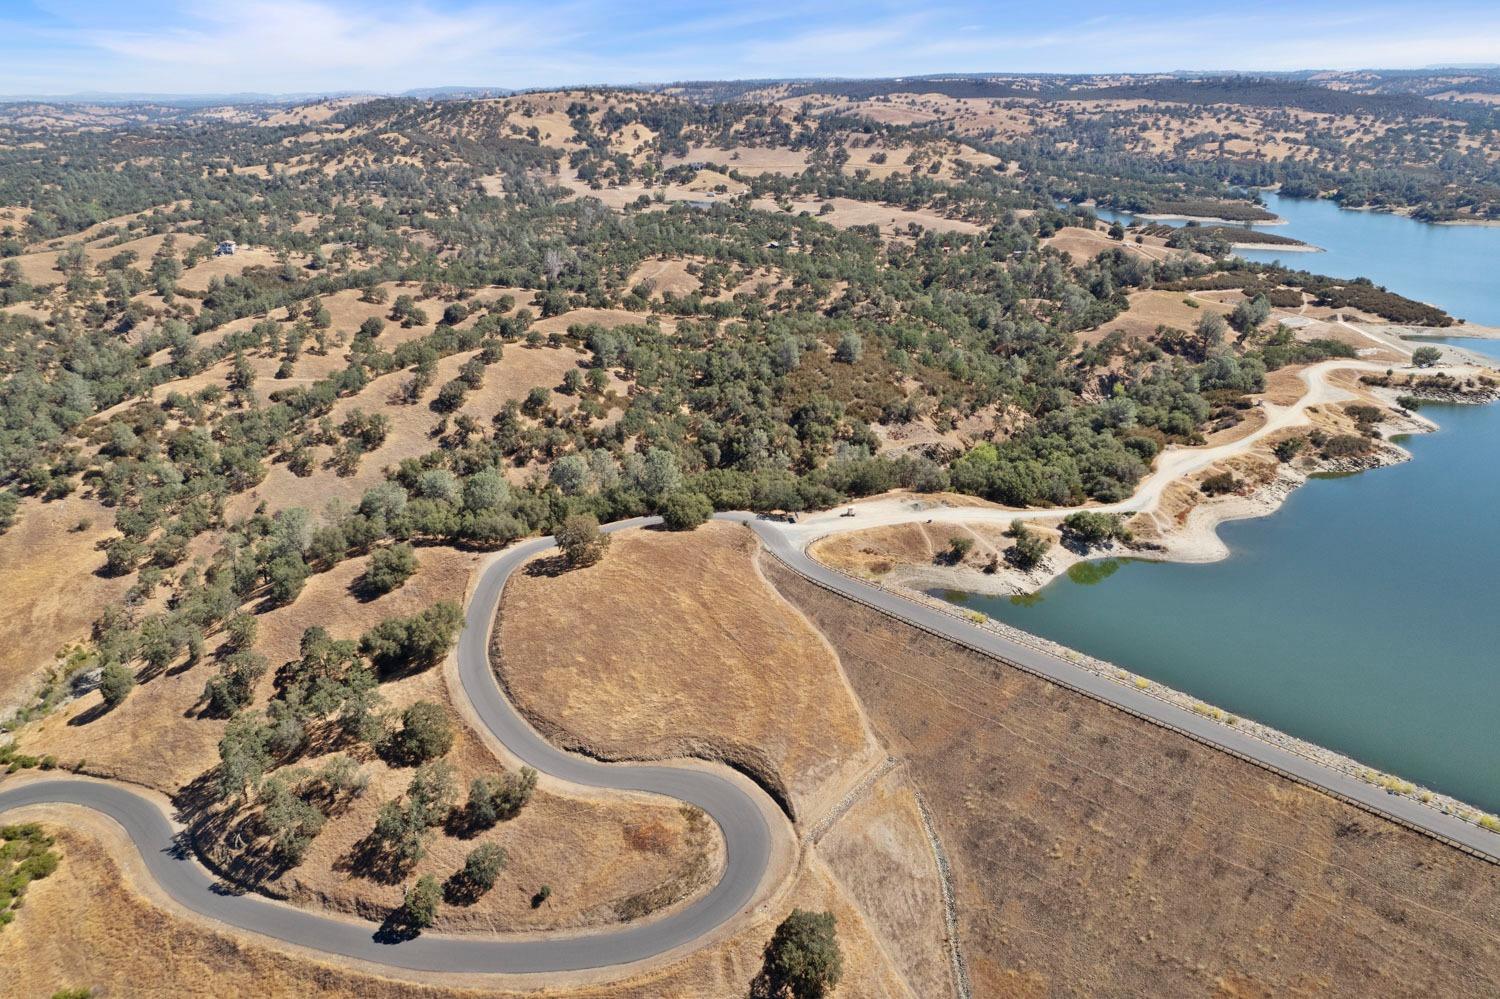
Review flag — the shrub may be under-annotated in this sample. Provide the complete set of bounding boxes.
[1321,434,1375,459]
[944,536,974,564]
[1272,436,1306,462]
[0,824,62,929]
[660,490,713,530]
[1199,471,1239,496]
[363,543,418,595]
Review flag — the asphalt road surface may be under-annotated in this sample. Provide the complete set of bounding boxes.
[0,516,776,974]
[1,512,1493,977]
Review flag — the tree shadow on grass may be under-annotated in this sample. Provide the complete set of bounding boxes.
[521,553,572,578]
[336,831,413,886]
[66,700,115,727]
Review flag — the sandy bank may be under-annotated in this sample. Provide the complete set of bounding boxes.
[1138,213,1287,226]
[1231,240,1321,252]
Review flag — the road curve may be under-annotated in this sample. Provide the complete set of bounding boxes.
[0,516,780,975]
[3,508,1495,977]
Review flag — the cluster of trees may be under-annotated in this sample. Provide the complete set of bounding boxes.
[6,89,1467,938]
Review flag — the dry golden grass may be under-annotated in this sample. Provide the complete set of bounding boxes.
[749,195,983,238]
[19,542,717,934]
[174,246,285,292]
[0,814,912,998]
[819,767,956,998]
[23,546,476,787]
[663,145,810,175]
[1095,288,1233,341]
[1043,226,1179,266]
[0,492,129,707]
[228,341,590,521]
[0,820,487,999]
[627,259,702,297]
[9,231,183,285]
[768,561,1500,998]
[497,521,883,821]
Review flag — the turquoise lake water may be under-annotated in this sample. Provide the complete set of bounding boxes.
[945,201,1500,812]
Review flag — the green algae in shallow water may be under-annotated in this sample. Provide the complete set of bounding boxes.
[1066,559,1122,585]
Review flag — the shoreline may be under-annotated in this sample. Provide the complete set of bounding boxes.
[1258,188,1500,230]
[803,373,1500,837]
[1137,212,1286,226]
[1230,240,1320,253]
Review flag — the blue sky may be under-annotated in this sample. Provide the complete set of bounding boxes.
[2,1,1498,96]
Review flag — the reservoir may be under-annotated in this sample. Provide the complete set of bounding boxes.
[1090,190,1500,326]
[945,202,1500,813]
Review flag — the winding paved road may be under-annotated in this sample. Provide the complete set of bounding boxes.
[1,505,1496,977]
[0,517,781,975]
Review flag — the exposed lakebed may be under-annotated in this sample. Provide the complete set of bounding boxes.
[942,203,1500,812]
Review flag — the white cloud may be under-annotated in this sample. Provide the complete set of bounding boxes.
[78,1,561,92]
[3,0,1498,95]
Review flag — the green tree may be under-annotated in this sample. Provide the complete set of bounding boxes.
[265,553,309,606]
[834,332,863,364]
[1006,520,1050,570]
[1229,294,1272,335]
[464,767,538,828]
[555,514,609,568]
[398,874,441,930]
[259,775,326,865]
[363,543,418,595]
[98,662,135,708]
[389,701,454,764]
[1060,511,1131,549]
[763,909,843,999]
[203,650,268,716]
[447,842,508,903]
[224,612,258,652]
[1412,345,1442,368]
[359,603,463,674]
